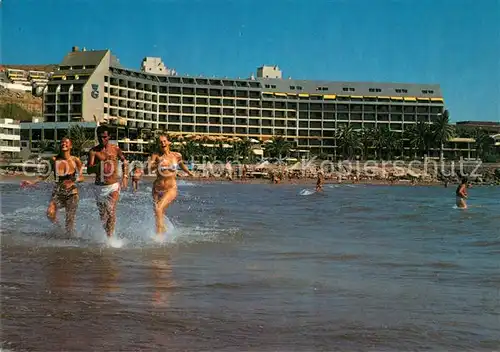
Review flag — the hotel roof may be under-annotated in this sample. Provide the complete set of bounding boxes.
[56,48,444,98]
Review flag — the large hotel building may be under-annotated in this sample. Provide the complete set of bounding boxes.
[23,47,447,158]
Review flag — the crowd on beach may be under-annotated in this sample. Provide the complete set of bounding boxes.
[158,160,500,187]
[3,155,500,187]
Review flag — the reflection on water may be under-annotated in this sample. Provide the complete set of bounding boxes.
[1,182,500,351]
[151,257,175,309]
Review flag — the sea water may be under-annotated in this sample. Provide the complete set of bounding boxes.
[1,180,499,351]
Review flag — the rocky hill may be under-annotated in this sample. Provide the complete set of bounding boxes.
[0,64,56,120]
[0,87,42,120]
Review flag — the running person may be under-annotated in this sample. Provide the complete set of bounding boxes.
[149,134,194,239]
[87,125,128,238]
[131,163,143,193]
[22,137,84,235]
[316,171,324,192]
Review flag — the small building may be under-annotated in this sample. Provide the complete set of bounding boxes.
[443,137,477,160]
[141,57,175,76]
[0,118,21,160]
[456,121,500,134]
[256,65,282,79]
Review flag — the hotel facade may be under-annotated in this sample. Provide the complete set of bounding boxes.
[23,47,448,158]
[0,118,21,160]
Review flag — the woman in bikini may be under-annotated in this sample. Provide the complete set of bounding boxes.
[455,177,469,209]
[149,134,194,239]
[22,137,84,235]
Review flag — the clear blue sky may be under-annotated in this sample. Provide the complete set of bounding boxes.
[1,0,499,122]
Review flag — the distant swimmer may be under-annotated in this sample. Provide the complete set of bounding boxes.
[87,125,129,238]
[131,163,143,193]
[315,171,324,192]
[22,137,84,235]
[149,134,194,239]
[455,177,469,209]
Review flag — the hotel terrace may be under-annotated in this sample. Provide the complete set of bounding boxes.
[20,46,473,159]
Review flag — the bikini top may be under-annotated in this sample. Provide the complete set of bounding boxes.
[53,157,77,182]
[159,163,178,172]
[158,153,178,172]
[57,172,77,182]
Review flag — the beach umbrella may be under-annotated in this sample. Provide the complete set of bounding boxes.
[256,160,270,169]
[407,169,420,178]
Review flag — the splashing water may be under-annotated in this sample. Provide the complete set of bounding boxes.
[1,182,239,249]
[299,189,316,196]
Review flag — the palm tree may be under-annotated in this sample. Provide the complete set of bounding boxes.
[181,140,199,162]
[233,138,253,163]
[37,139,53,155]
[472,128,494,161]
[265,136,291,159]
[372,127,386,160]
[454,125,472,138]
[67,125,93,157]
[412,121,432,159]
[359,128,375,160]
[144,137,161,155]
[215,142,232,162]
[335,125,362,160]
[403,125,419,159]
[381,128,402,160]
[432,109,454,162]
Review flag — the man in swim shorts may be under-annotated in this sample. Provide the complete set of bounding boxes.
[87,125,129,238]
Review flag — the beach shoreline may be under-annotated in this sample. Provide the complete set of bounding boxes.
[0,173,452,187]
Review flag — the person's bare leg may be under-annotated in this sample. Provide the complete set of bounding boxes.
[64,194,79,235]
[104,191,120,238]
[46,200,58,224]
[457,197,467,209]
[154,187,177,238]
[97,201,109,236]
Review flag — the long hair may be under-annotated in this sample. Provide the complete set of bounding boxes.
[157,133,170,153]
[57,136,72,157]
